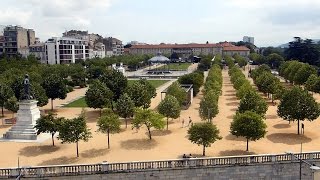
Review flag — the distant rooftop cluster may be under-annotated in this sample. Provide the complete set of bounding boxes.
[0,25,252,64]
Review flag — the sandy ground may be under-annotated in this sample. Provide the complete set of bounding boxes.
[0,66,320,168]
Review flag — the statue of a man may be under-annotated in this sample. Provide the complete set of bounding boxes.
[23,74,32,100]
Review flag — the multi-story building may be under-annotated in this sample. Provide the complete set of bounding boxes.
[3,25,35,57]
[103,37,124,56]
[128,42,250,57]
[29,43,46,63]
[128,43,223,56]
[0,36,4,55]
[45,37,89,64]
[243,36,254,45]
[89,42,106,59]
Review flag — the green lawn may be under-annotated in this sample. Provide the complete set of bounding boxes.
[63,97,87,108]
[155,63,191,71]
[64,80,169,108]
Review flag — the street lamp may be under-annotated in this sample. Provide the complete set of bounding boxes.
[285,144,320,180]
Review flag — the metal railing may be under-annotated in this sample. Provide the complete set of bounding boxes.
[1,151,320,178]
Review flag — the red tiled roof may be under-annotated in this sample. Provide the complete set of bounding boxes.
[220,42,235,47]
[130,43,222,49]
[223,46,250,51]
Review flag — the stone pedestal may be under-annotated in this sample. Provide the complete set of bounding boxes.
[3,100,40,140]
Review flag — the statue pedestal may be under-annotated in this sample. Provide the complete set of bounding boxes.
[3,100,40,140]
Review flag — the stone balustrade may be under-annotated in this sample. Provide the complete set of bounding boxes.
[1,151,320,179]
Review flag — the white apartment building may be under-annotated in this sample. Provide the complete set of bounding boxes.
[243,36,254,45]
[89,42,106,59]
[45,37,89,64]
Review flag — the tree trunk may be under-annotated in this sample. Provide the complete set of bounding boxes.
[76,141,79,157]
[107,129,110,149]
[147,127,152,140]
[51,98,54,111]
[125,118,128,129]
[246,138,249,151]
[51,133,55,146]
[1,106,3,117]
[166,117,169,130]
[297,120,300,135]
[203,145,206,156]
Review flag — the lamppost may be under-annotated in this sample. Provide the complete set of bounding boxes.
[286,143,320,180]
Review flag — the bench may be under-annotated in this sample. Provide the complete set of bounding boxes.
[4,118,16,125]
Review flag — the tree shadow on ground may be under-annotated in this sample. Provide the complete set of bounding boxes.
[81,148,109,158]
[120,139,158,150]
[224,93,236,97]
[224,85,234,87]
[85,110,100,123]
[19,145,60,157]
[230,108,238,112]
[219,150,255,156]
[38,156,79,166]
[266,133,312,145]
[266,115,278,120]
[224,134,246,142]
[225,102,239,106]
[273,124,291,129]
[145,130,172,137]
[226,115,234,119]
[225,90,236,93]
[226,97,238,101]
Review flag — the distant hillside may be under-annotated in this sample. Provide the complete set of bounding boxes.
[278,39,320,48]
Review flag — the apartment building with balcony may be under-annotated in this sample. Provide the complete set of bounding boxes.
[45,37,89,64]
[103,37,124,56]
[29,43,46,63]
[3,25,35,57]
[0,36,4,55]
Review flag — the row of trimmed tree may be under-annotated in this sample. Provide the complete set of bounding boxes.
[228,66,268,151]
[188,63,223,156]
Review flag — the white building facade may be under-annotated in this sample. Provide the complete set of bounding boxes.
[243,36,254,45]
[45,37,89,64]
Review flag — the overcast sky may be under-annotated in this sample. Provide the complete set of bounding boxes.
[1,0,320,47]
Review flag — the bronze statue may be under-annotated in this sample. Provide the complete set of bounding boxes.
[22,74,32,100]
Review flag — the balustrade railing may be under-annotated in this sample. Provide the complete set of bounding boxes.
[1,151,320,178]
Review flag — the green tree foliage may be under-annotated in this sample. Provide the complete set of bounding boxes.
[100,69,127,102]
[230,111,267,151]
[285,37,320,66]
[34,112,63,146]
[116,93,135,128]
[293,64,317,85]
[58,112,92,157]
[166,82,187,107]
[233,54,247,68]
[277,86,320,135]
[248,53,261,63]
[42,74,67,110]
[238,91,268,116]
[85,80,113,114]
[267,53,284,69]
[236,82,254,99]
[132,108,165,140]
[199,91,219,122]
[188,122,222,156]
[31,82,49,107]
[4,96,19,117]
[158,95,181,130]
[126,79,156,109]
[305,74,320,93]
[178,71,204,96]
[280,61,317,85]
[97,109,121,149]
[0,82,14,116]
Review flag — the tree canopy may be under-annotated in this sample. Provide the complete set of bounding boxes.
[230,111,267,151]
[277,86,320,134]
[188,122,222,156]
[158,95,181,130]
[116,93,135,128]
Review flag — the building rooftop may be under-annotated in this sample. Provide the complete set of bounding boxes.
[223,46,250,51]
[131,43,222,49]
[29,43,45,47]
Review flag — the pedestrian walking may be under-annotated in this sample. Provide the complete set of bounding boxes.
[188,117,192,127]
[181,118,185,128]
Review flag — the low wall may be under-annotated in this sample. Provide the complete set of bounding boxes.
[2,152,320,180]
